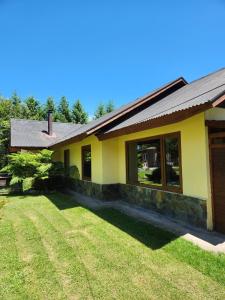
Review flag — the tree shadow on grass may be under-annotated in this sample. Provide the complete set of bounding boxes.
[47,193,176,250]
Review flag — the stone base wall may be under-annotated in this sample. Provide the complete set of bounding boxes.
[119,184,207,228]
[67,178,120,201]
[68,179,207,228]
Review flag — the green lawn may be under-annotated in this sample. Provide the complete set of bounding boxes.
[0,193,225,300]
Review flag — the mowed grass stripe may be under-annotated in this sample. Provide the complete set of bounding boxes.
[1,193,225,300]
[64,208,224,300]
[30,201,167,300]
[0,219,28,300]
[33,198,180,299]
[27,207,155,300]
[24,208,95,300]
[6,207,67,300]
[38,194,225,299]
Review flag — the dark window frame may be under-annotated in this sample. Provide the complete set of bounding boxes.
[64,149,70,176]
[126,132,183,193]
[82,145,92,181]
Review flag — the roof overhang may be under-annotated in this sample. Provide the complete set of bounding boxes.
[50,77,187,147]
[97,102,212,140]
[9,146,46,153]
[98,92,225,141]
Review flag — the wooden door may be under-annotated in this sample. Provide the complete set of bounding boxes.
[210,133,225,234]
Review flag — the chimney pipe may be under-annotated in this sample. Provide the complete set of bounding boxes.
[48,110,53,136]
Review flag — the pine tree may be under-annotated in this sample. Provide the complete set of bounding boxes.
[94,103,106,119]
[23,96,43,120]
[106,100,114,113]
[43,97,56,119]
[57,96,71,122]
[10,92,22,118]
[71,99,88,124]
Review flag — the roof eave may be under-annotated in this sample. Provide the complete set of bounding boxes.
[49,77,187,147]
[97,102,212,141]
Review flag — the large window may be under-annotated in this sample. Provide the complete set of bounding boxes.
[126,133,182,192]
[82,145,91,180]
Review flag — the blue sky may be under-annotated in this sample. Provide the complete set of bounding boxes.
[0,0,225,115]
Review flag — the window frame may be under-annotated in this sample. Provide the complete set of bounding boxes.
[64,149,70,176]
[125,132,183,193]
[82,145,92,181]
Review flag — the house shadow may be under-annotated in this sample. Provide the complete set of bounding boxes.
[46,192,176,250]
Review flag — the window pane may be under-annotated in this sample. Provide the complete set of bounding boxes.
[82,146,91,179]
[137,139,162,186]
[165,136,180,187]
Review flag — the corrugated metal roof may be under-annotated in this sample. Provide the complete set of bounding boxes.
[103,68,225,134]
[10,119,82,148]
[50,77,186,146]
[10,67,225,148]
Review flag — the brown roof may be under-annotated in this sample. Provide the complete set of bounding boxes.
[50,77,186,147]
[98,68,225,139]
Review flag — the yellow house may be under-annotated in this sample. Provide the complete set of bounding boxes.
[10,68,225,234]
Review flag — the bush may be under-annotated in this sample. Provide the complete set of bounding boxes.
[1,150,62,192]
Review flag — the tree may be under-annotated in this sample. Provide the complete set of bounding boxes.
[23,96,43,120]
[0,120,10,169]
[10,92,22,118]
[94,103,106,119]
[43,96,56,119]
[71,99,88,124]
[0,98,12,120]
[57,96,71,122]
[1,149,55,191]
[106,100,114,113]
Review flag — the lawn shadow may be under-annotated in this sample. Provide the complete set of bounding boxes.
[46,192,176,250]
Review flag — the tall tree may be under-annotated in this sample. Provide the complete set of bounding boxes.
[71,99,88,124]
[43,96,56,119]
[0,98,12,120]
[10,92,22,118]
[23,96,43,120]
[57,96,71,122]
[0,97,12,168]
[94,103,106,119]
[106,100,114,113]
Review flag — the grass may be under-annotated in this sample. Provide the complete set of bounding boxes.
[0,193,225,299]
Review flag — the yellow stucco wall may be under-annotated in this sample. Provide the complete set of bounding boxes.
[53,135,103,184]
[53,113,210,200]
[113,113,209,199]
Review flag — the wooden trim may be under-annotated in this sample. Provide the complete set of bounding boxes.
[51,78,187,147]
[210,144,225,149]
[208,127,215,229]
[209,132,225,138]
[212,94,225,107]
[49,133,87,149]
[125,132,183,194]
[87,78,186,135]
[208,127,225,230]
[81,145,92,181]
[9,146,45,152]
[98,103,212,141]
[205,120,225,128]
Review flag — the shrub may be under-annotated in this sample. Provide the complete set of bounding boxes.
[1,150,57,192]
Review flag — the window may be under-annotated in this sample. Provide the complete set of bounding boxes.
[165,136,180,187]
[126,133,182,192]
[64,149,70,176]
[82,145,91,180]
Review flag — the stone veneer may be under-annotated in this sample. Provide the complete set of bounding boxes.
[68,179,207,228]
